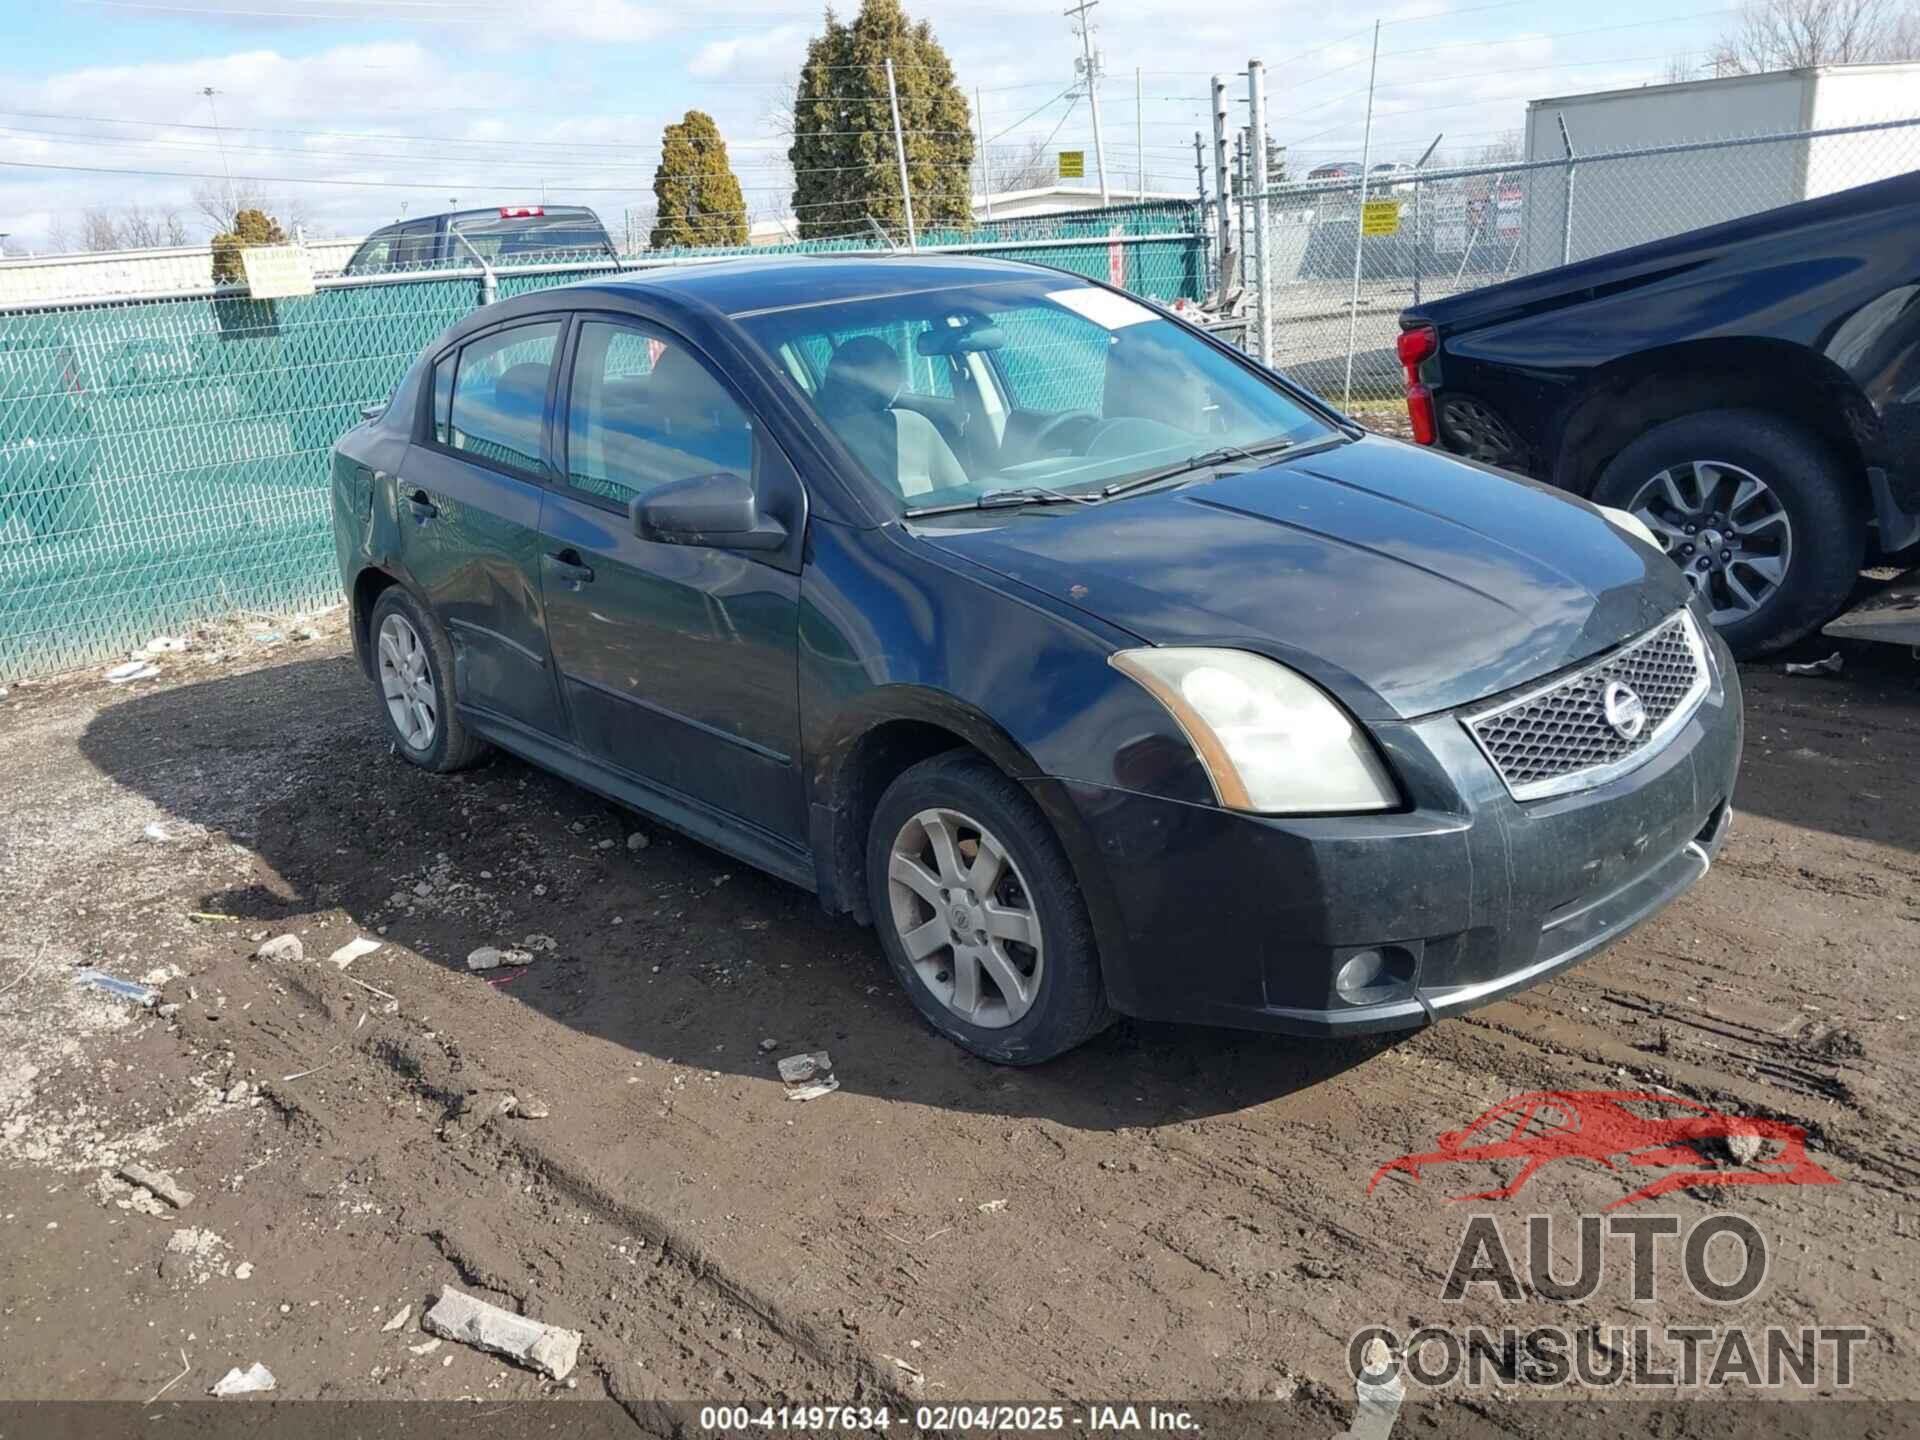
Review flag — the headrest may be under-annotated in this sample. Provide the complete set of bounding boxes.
[821,335,903,413]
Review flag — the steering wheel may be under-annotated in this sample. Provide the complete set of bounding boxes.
[1026,409,1101,457]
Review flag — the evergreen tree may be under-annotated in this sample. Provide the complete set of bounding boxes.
[789,0,975,241]
[649,111,749,249]
[210,207,287,285]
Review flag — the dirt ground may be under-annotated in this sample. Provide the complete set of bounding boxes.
[1,598,1916,1434]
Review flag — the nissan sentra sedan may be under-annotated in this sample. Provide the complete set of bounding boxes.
[329,255,1741,1064]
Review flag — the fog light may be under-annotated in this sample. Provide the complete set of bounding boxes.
[1335,945,1417,1004]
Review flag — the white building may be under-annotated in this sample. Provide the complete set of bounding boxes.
[1519,62,1920,270]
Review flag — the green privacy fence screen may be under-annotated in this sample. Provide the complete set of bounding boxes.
[0,209,1204,681]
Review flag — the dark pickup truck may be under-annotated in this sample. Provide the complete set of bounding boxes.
[1399,170,1920,656]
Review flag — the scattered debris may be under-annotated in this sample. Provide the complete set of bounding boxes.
[522,933,558,954]
[1723,1130,1766,1166]
[105,660,161,685]
[626,831,650,851]
[234,1262,254,1280]
[422,1284,581,1381]
[466,945,533,972]
[327,937,381,970]
[144,635,189,654]
[146,1349,192,1403]
[209,1363,276,1397]
[1335,1336,1404,1440]
[884,1353,926,1386]
[254,935,304,963]
[381,1303,413,1333]
[160,1227,228,1286]
[142,819,203,844]
[777,1050,840,1101]
[72,969,158,1008]
[408,1338,442,1357]
[117,1162,193,1209]
[251,630,284,645]
[1784,652,1844,677]
[977,1199,1008,1214]
[758,1037,779,1052]
[513,1094,551,1119]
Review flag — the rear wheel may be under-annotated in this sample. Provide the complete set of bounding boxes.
[866,753,1111,1065]
[367,586,487,773]
[1590,409,1863,657]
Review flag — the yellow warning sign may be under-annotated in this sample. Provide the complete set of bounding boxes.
[1058,150,1085,179]
[1361,199,1402,237]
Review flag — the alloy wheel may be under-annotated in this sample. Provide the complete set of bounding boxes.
[1626,459,1793,626]
[886,807,1043,1029]
[377,612,437,750]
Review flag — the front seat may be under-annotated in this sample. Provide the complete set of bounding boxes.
[816,336,967,499]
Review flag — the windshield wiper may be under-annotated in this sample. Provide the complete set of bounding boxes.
[1100,437,1303,498]
[904,486,1099,519]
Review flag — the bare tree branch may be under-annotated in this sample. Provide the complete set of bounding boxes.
[1711,0,1919,71]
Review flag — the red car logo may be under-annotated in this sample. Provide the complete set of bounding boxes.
[1368,1090,1838,1209]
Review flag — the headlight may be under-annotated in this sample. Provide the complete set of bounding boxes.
[1109,648,1400,814]
[1597,504,1659,549]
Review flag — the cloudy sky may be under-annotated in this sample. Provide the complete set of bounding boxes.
[0,0,1742,249]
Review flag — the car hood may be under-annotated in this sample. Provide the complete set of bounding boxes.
[913,435,1692,720]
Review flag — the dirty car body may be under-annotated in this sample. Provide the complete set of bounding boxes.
[329,254,1741,1062]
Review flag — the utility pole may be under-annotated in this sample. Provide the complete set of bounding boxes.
[1137,68,1146,195]
[200,85,235,224]
[1247,58,1270,364]
[1233,129,1247,293]
[977,86,993,219]
[1065,0,1110,204]
[1210,74,1231,299]
[884,58,918,249]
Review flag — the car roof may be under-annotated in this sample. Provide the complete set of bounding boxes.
[551,252,1083,320]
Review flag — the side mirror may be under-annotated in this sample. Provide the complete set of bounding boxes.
[632,471,788,552]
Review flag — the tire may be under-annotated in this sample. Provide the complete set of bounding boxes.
[367,586,488,773]
[865,752,1112,1065]
[1589,409,1864,657]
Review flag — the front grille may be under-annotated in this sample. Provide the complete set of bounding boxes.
[1464,612,1711,801]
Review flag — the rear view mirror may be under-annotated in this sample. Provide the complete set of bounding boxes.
[632,471,787,552]
[916,323,1005,356]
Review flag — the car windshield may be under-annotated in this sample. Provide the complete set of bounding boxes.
[734,278,1335,514]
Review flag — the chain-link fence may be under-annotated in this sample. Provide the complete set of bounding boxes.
[0,219,1204,681]
[1241,116,1920,406]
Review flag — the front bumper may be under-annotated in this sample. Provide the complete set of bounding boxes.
[1029,626,1743,1038]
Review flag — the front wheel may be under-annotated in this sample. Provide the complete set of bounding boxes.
[865,753,1112,1065]
[1589,409,1864,657]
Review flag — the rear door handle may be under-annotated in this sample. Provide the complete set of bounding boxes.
[407,488,438,520]
[547,548,595,585]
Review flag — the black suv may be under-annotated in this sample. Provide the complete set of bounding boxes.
[1400,170,1920,656]
[342,205,617,274]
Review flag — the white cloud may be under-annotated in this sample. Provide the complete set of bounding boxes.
[688,23,810,81]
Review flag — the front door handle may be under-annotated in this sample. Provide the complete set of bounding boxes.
[547,548,595,585]
[407,488,438,521]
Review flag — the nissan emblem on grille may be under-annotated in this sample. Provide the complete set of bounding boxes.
[1462,612,1712,801]
[1602,681,1648,740]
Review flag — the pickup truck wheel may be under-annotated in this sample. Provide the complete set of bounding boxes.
[1591,409,1864,657]
[866,753,1113,1065]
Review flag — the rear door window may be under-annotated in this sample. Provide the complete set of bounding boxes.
[446,321,562,473]
[392,220,439,268]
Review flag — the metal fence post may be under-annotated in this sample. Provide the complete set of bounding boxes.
[1247,59,1270,365]
[1342,19,1381,408]
[1409,133,1442,308]
[1558,112,1577,267]
[1210,75,1232,298]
